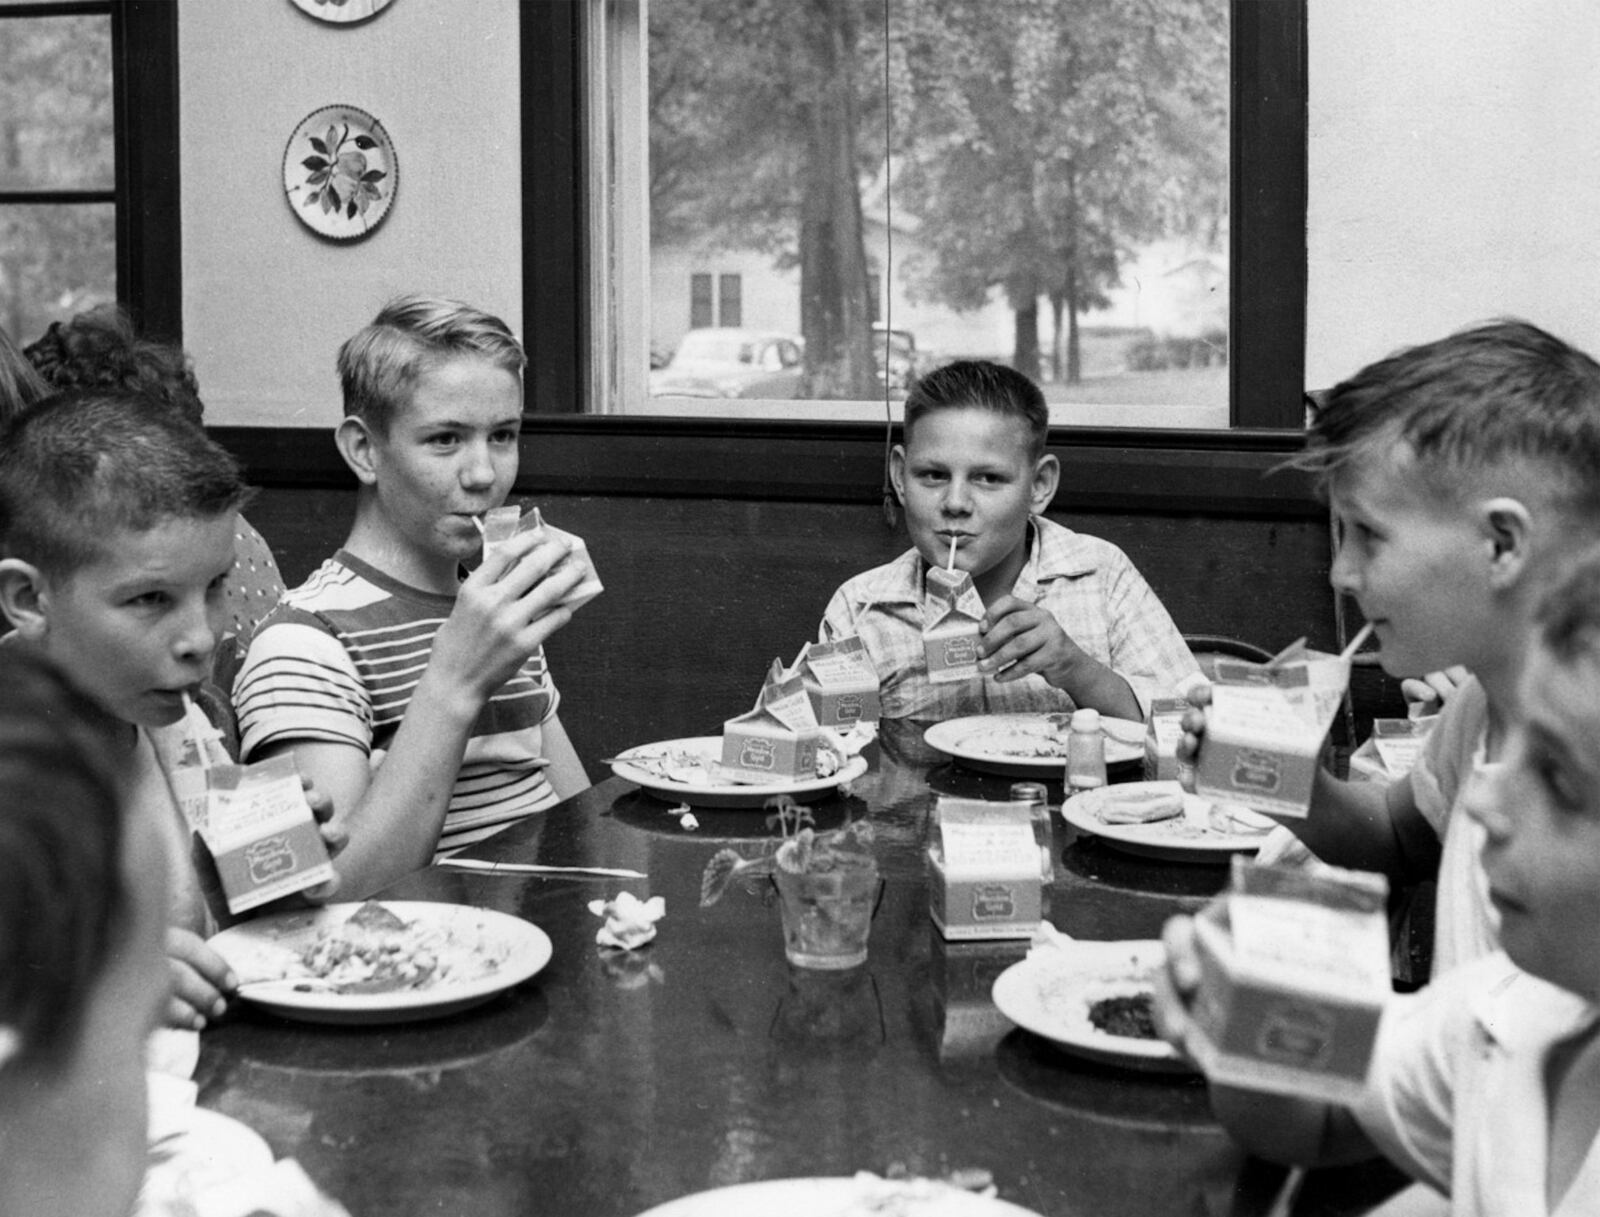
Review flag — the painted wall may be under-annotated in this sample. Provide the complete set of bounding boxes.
[179,0,523,428]
[1304,0,1600,387]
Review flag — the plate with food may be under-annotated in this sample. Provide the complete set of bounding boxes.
[631,1174,1044,1217]
[991,939,1189,1073]
[211,901,552,1025]
[1060,781,1272,863]
[923,713,1144,778]
[608,736,869,809]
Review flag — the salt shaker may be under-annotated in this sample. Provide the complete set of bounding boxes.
[1009,780,1055,883]
[1065,708,1107,793]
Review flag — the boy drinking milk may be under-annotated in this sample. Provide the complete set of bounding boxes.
[235,295,588,898]
[1184,320,1600,975]
[1156,545,1600,1215]
[0,390,336,1031]
[818,359,1198,721]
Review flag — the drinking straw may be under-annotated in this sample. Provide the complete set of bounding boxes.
[471,515,486,536]
[436,858,646,880]
[947,533,958,571]
[1339,621,1375,663]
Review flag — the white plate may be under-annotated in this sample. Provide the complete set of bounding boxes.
[1060,783,1268,863]
[991,940,1188,1073]
[632,1177,1044,1217]
[211,902,552,1025]
[282,104,398,241]
[609,736,869,809]
[923,713,1145,778]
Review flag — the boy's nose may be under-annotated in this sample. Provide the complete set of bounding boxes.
[941,479,973,514]
[459,442,497,490]
[172,609,218,669]
[1328,543,1360,593]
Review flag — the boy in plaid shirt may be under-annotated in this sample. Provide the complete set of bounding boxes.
[818,361,1198,722]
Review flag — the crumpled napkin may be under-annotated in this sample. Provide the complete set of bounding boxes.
[589,891,666,950]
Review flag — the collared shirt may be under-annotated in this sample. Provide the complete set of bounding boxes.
[818,516,1199,721]
[1356,952,1600,1215]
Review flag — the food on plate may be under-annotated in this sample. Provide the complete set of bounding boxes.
[1087,993,1158,1040]
[1208,803,1276,835]
[1093,782,1184,825]
[618,734,847,788]
[959,714,1075,759]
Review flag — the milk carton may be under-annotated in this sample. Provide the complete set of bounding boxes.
[923,566,984,684]
[200,754,335,916]
[1188,858,1390,1104]
[720,660,823,784]
[1194,644,1353,817]
[480,505,604,612]
[927,797,1042,940]
[1348,716,1435,783]
[795,638,881,728]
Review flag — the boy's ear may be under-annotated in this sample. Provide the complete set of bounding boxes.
[1030,453,1061,514]
[0,558,50,640]
[888,444,908,506]
[335,416,380,486]
[1479,496,1534,589]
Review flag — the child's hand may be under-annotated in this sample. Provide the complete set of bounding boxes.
[977,595,1084,685]
[1399,664,1468,717]
[165,926,236,1030]
[1151,915,1204,1065]
[1178,681,1212,764]
[431,530,586,703]
[301,775,345,903]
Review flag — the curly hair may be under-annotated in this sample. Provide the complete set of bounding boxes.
[24,304,204,425]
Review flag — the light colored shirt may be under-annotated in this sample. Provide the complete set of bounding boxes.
[1408,675,1500,974]
[234,551,561,856]
[1355,952,1600,1215]
[818,516,1199,721]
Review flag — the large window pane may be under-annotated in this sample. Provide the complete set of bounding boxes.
[615,0,1230,425]
[0,203,116,343]
[0,14,113,191]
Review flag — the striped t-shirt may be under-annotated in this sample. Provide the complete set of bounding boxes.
[234,550,561,856]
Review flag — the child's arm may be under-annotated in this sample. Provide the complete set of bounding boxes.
[254,533,585,898]
[978,595,1142,719]
[539,713,588,800]
[1181,687,1441,885]
[1154,916,1381,1166]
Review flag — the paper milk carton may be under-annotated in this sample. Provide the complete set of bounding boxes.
[923,566,984,684]
[720,660,823,784]
[795,638,881,728]
[200,754,335,916]
[480,505,604,612]
[1348,716,1436,783]
[1188,858,1390,1105]
[927,797,1042,941]
[1142,697,1189,782]
[1194,644,1353,818]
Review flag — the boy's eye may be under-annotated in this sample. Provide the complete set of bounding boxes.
[490,428,520,445]
[126,590,170,609]
[425,432,460,449]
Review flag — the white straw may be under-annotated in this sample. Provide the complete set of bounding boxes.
[947,533,958,571]
[471,514,486,536]
[1340,621,1375,663]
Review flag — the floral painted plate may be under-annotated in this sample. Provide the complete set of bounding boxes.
[283,104,397,240]
[289,0,397,26]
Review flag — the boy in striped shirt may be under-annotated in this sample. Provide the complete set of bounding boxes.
[235,296,588,897]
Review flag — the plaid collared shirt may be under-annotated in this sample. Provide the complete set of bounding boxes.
[818,516,1200,721]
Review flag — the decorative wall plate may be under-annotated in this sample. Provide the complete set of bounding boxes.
[289,0,396,25]
[283,104,397,241]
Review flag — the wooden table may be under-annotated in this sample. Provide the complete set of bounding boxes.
[197,720,1405,1217]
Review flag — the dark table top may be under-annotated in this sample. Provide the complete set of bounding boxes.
[196,721,1404,1217]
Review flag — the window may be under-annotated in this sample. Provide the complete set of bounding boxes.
[0,1,180,347]
[564,0,1303,429]
[690,272,712,329]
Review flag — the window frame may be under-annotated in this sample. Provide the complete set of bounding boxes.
[0,0,181,342]
[520,0,1306,431]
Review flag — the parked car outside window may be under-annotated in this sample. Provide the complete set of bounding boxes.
[649,327,805,398]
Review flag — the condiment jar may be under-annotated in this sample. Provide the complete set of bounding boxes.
[1009,780,1055,883]
[1065,708,1107,793]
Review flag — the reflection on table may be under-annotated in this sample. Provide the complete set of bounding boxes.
[197,718,1406,1217]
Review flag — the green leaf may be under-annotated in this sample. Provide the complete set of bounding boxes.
[309,136,328,155]
[346,198,357,219]
[301,156,329,172]
[306,169,330,187]
[360,169,386,183]
[353,135,378,150]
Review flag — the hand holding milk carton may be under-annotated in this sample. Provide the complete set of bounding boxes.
[479,503,604,612]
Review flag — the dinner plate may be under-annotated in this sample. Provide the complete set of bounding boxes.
[1060,783,1268,863]
[211,901,552,1025]
[608,736,869,809]
[632,1176,1045,1217]
[923,713,1144,778]
[991,940,1190,1073]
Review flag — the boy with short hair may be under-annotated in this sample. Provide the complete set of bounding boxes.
[234,295,587,898]
[818,359,1199,721]
[1187,319,1600,975]
[1156,544,1600,1214]
[0,389,264,1026]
